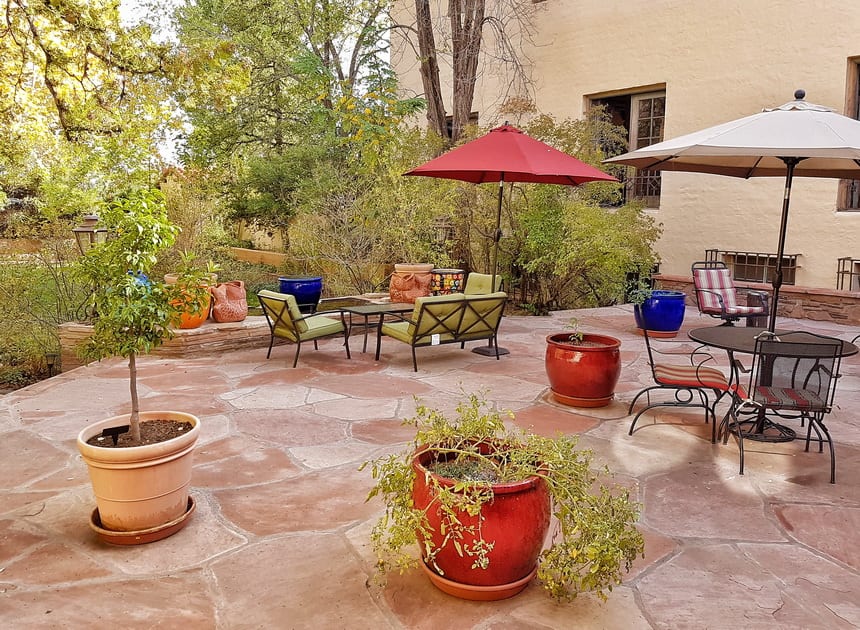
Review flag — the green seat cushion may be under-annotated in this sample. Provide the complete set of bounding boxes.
[301,314,345,339]
[381,321,414,343]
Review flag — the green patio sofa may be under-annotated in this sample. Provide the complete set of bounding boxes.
[374,291,507,371]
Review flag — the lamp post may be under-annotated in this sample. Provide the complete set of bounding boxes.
[72,214,108,254]
[45,352,59,377]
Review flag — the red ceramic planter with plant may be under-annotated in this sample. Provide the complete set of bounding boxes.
[545,333,622,407]
[411,446,551,592]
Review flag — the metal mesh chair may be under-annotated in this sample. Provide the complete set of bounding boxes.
[721,331,843,482]
[628,328,733,441]
[691,261,769,325]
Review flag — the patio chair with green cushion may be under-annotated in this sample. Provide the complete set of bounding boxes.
[257,290,351,367]
[464,272,503,295]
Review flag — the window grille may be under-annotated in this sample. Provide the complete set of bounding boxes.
[705,249,798,285]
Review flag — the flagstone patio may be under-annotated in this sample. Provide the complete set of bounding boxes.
[2,305,860,628]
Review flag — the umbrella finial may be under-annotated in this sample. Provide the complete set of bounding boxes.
[794,89,806,100]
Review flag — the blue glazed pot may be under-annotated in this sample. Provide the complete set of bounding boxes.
[634,290,686,333]
[278,276,323,313]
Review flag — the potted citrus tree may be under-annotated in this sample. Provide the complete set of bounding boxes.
[364,394,644,601]
[75,188,211,544]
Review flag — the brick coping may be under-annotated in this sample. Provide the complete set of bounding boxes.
[656,274,860,326]
[58,316,271,372]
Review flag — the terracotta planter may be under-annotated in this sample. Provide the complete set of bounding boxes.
[77,411,200,535]
[390,263,433,303]
[545,333,622,408]
[164,273,216,329]
[411,447,551,600]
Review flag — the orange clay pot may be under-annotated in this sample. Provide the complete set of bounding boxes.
[77,411,200,535]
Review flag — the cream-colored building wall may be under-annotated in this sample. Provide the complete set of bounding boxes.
[391,0,860,289]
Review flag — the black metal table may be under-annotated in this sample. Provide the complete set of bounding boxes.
[688,326,857,441]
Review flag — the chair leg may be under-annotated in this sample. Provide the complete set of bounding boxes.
[627,386,661,416]
[293,341,301,368]
[343,331,351,360]
[266,336,275,359]
[411,347,418,372]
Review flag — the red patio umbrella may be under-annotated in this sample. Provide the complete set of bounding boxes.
[404,123,618,290]
[404,123,617,355]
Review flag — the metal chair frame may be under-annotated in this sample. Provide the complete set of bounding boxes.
[721,331,843,483]
[257,290,351,367]
[628,328,733,441]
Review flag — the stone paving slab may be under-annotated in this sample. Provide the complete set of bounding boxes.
[2,306,860,628]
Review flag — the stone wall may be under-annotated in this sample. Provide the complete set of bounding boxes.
[656,274,860,327]
[59,317,272,371]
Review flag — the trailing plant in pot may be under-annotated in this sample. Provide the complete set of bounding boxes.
[545,318,622,408]
[629,281,686,338]
[75,188,209,543]
[164,251,221,329]
[363,394,644,601]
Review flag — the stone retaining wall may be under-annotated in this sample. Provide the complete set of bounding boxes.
[58,316,271,371]
[656,274,860,327]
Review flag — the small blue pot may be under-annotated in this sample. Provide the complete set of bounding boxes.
[278,276,323,313]
[634,290,686,333]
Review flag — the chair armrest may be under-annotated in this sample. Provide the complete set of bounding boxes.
[377,311,418,329]
[695,288,727,308]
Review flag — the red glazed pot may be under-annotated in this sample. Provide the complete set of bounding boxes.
[411,447,551,595]
[545,333,622,408]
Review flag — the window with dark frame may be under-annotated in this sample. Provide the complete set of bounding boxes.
[592,90,666,207]
[838,58,860,211]
[705,249,798,285]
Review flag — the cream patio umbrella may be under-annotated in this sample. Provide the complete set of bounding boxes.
[605,89,860,331]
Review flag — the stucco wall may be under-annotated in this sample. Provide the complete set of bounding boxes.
[391,1,860,290]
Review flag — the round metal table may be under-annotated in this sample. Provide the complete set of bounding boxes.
[688,326,857,441]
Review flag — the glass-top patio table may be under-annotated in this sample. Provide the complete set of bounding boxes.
[319,296,413,353]
[688,326,857,441]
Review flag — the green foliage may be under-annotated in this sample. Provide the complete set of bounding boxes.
[0,238,91,384]
[79,188,209,442]
[364,394,645,601]
[80,189,178,359]
[497,112,661,312]
[1,0,181,239]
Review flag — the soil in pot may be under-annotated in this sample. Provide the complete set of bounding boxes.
[85,418,194,448]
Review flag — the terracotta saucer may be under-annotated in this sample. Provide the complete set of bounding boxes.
[420,562,537,601]
[551,390,613,408]
[89,495,196,545]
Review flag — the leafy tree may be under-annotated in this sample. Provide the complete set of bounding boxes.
[1,0,180,233]
[173,0,423,234]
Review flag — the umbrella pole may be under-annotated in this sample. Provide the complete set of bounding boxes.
[473,176,510,357]
[489,177,504,290]
[767,158,801,332]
